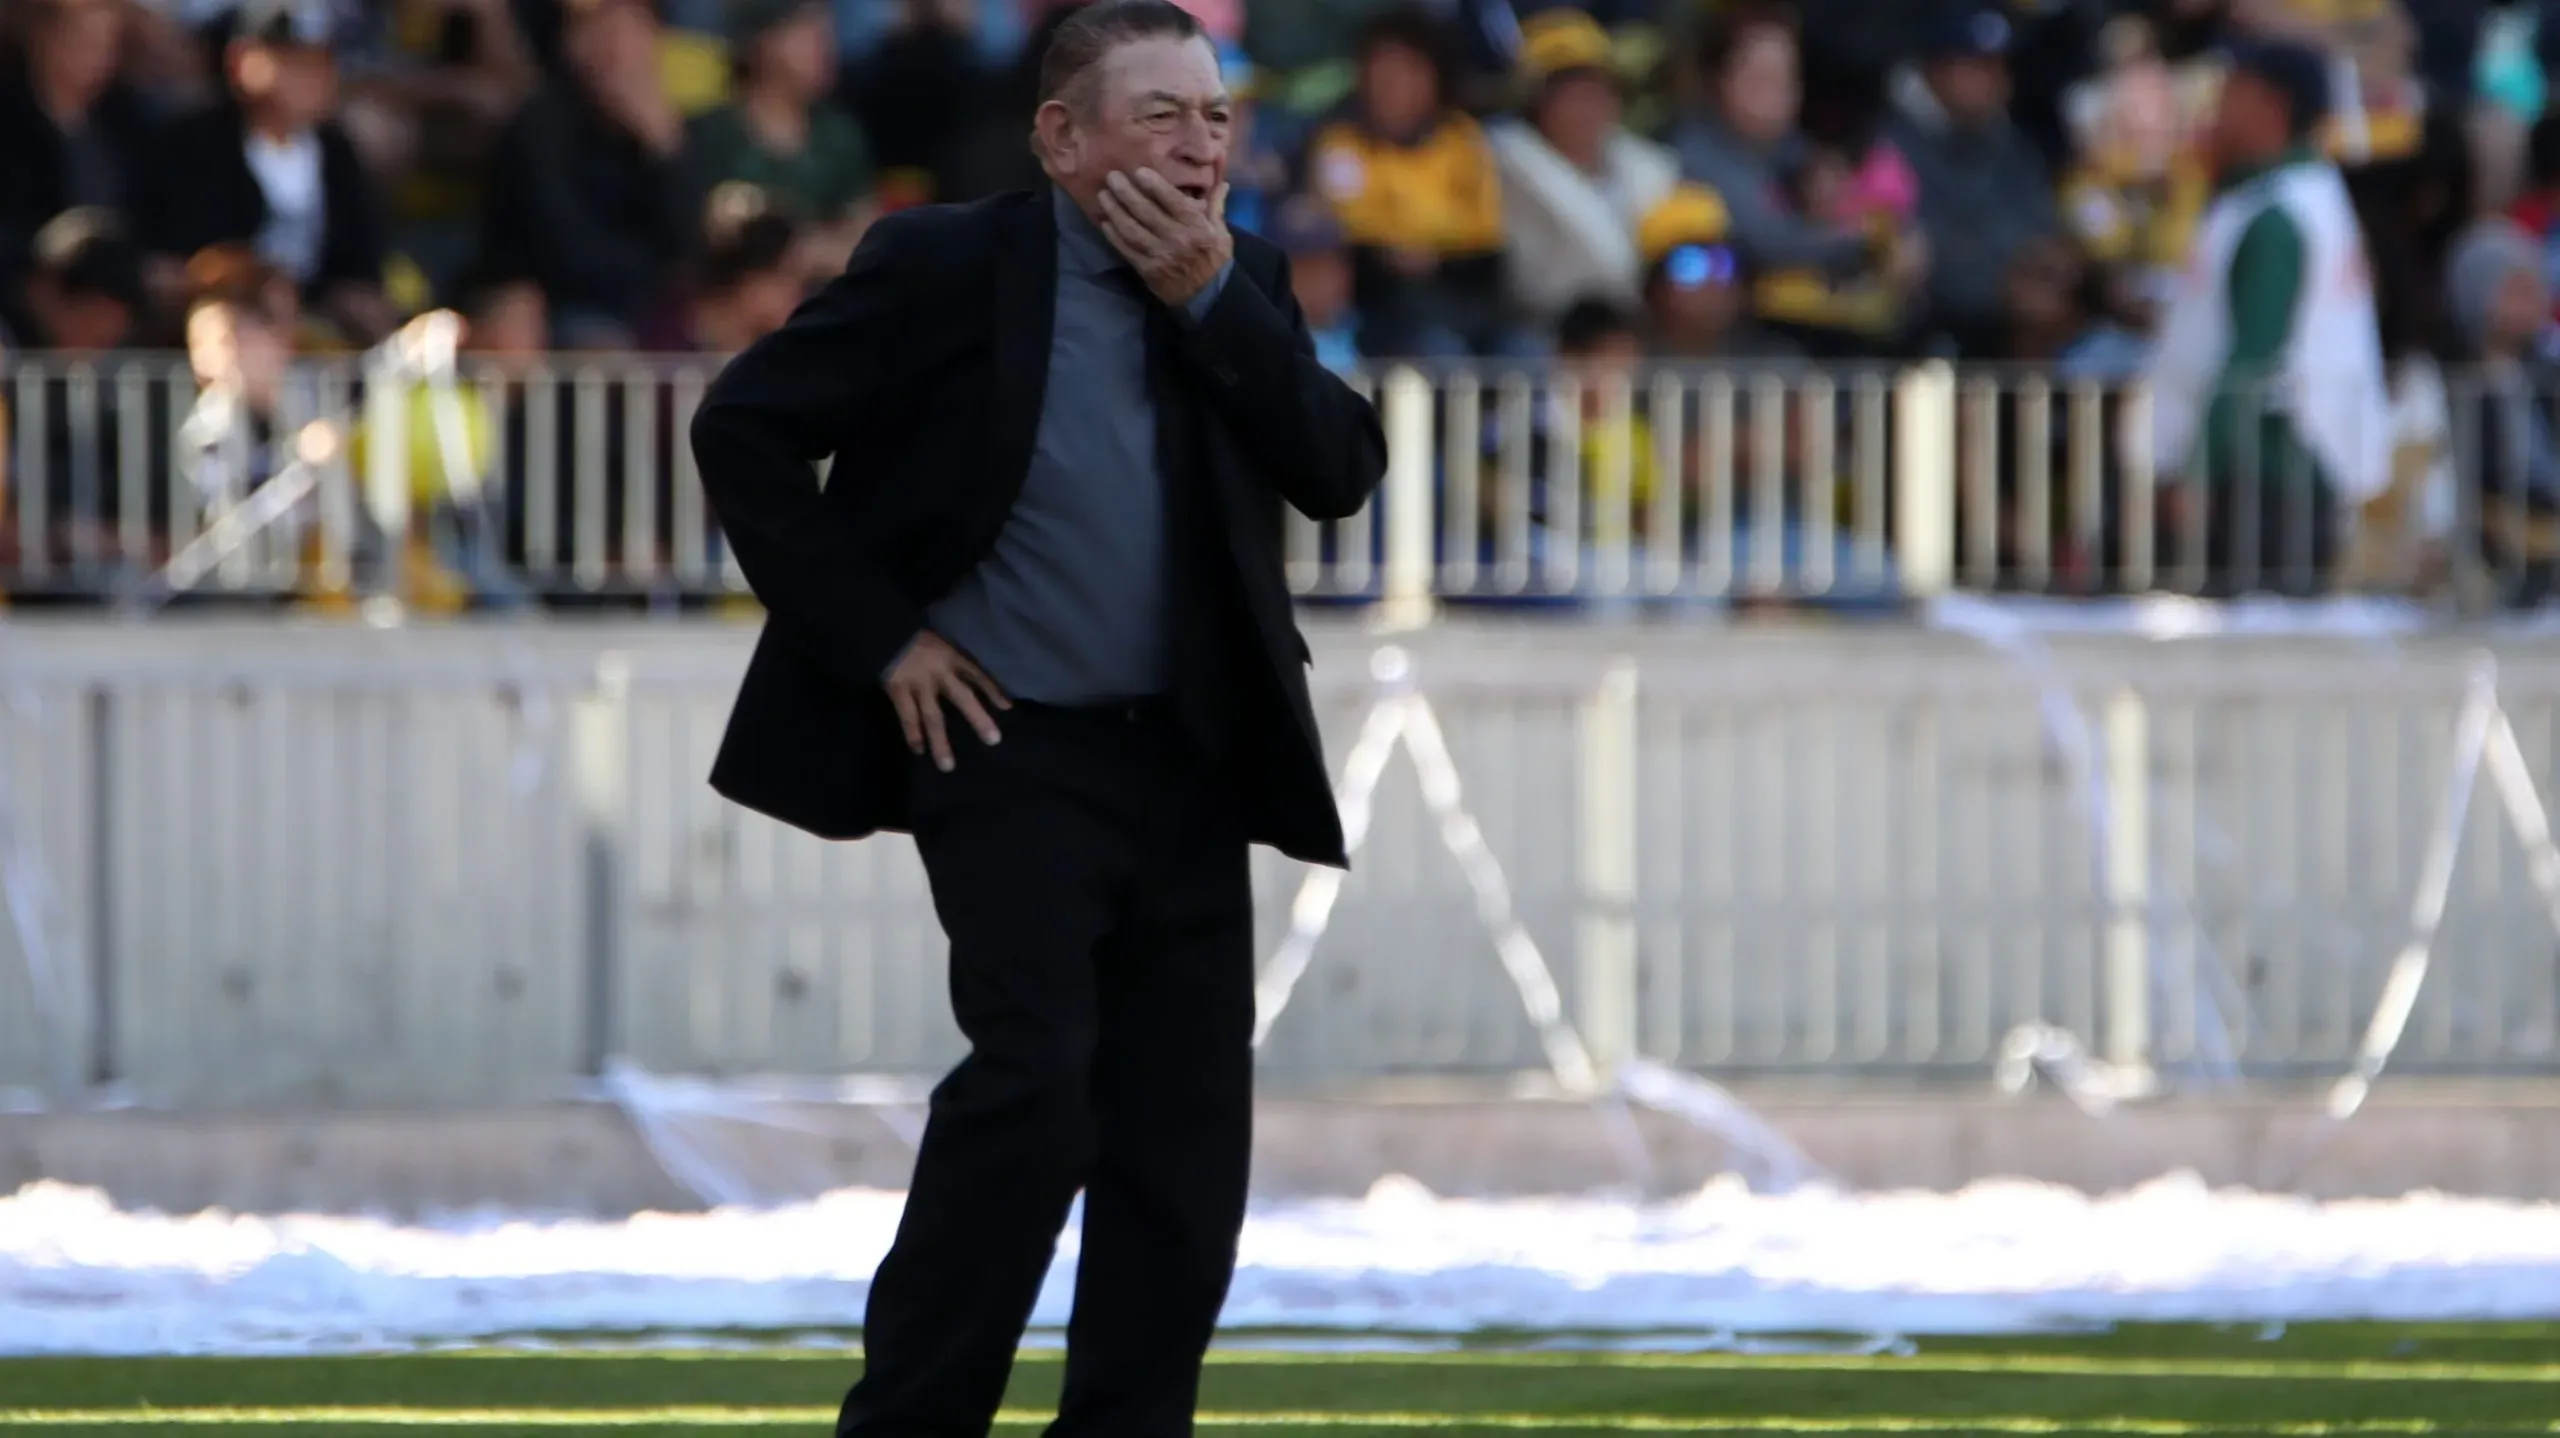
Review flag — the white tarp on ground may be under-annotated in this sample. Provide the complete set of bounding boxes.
[6,1174,2560,1355]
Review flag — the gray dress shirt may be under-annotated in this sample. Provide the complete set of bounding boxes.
[920,187,1229,704]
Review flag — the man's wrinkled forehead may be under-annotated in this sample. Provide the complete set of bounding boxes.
[1094,35,1227,111]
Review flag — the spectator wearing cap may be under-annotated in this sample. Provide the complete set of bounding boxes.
[135,0,396,346]
[637,184,807,351]
[478,0,700,346]
[1669,9,1911,317]
[1635,183,1790,361]
[4,208,176,582]
[2231,0,2422,167]
[1302,6,1508,357]
[1489,9,1681,336]
[685,0,875,277]
[17,207,145,354]
[1269,194,1361,373]
[0,0,158,339]
[2142,36,2389,597]
[1884,6,2061,359]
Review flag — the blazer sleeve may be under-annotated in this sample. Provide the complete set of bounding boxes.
[689,218,927,688]
[1171,246,1387,522]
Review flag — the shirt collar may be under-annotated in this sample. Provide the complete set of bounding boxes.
[1053,185,1125,278]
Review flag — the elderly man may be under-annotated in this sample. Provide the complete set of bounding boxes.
[687,3,1385,1434]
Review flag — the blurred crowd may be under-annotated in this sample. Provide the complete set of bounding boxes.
[7,0,2560,605]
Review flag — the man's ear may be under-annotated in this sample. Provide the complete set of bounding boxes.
[1033,99,1079,176]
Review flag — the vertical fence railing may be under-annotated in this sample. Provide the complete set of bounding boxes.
[4,350,2546,610]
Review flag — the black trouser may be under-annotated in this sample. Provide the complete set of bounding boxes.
[838,700,1257,1438]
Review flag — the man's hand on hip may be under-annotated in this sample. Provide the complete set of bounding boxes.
[1098,170,1232,311]
[886,632,1010,773]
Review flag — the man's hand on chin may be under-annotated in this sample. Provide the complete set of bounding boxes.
[1097,169,1233,311]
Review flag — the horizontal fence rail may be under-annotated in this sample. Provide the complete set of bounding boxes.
[3,352,2535,610]
[5,623,2560,1106]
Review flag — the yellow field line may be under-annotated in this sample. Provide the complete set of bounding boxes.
[1213,1350,2560,1385]
[0,1410,2548,1434]
[313,1347,2560,1385]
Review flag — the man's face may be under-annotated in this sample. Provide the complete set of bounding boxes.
[1928,54,2010,126]
[35,0,123,107]
[1650,272,1740,348]
[187,302,289,398]
[28,282,132,354]
[1568,332,1642,416]
[2209,72,2289,169]
[1359,41,1438,135]
[755,6,838,97]
[1046,35,1231,208]
[468,282,550,365]
[1290,247,1352,326]
[1536,71,1622,159]
[570,1,661,89]
[730,268,807,343]
[236,40,339,130]
[2492,260,2550,348]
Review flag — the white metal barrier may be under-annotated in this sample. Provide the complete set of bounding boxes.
[6,621,2560,1108]
[9,352,2531,609]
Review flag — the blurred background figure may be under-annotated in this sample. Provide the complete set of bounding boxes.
[1887,6,2061,358]
[1270,192,1360,373]
[686,0,874,278]
[1304,5,1509,357]
[1215,42,1289,237]
[837,0,977,213]
[140,0,396,347]
[1672,6,1920,358]
[330,0,535,305]
[15,206,145,357]
[4,207,168,578]
[0,0,156,343]
[2059,16,2211,326]
[477,0,696,347]
[1634,182,1785,360]
[2443,217,2560,607]
[2145,36,2386,598]
[1491,8,1680,337]
[637,182,805,352]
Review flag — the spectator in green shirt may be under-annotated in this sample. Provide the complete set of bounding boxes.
[683,0,875,278]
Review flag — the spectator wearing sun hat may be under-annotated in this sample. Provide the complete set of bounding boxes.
[1635,182,1794,361]
[1489,8,1682,335]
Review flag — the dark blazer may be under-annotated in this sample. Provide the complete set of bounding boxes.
[0,78,157,304]
[134,103,386,296]
[689,189,1387,867]
[475,82,698,325]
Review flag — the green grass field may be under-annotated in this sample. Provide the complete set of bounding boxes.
[7,1326,2560,1436]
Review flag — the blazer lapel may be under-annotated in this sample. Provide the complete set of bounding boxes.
[987,193,1058,511]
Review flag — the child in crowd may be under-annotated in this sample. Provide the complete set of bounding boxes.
[1270,196,1362,375]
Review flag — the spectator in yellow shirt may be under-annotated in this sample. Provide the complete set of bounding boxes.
[1302,6,1509,356]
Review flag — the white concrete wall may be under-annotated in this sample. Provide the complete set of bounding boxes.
[4,617,2559,1107]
